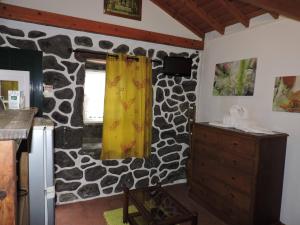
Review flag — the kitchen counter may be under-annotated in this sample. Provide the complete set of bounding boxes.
[0,108,37,140]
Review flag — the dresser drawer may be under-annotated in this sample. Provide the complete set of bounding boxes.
[221,134,257,159]
[194,174,251,212]
[196,144,255,174]
[193,128,219,147]
[193,153,253,194]
[190,181,250,225]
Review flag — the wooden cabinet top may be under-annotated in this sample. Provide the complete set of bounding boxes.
[194,122,288,139]
[0,109,37,140]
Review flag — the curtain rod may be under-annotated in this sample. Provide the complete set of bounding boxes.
[72,49,161,63]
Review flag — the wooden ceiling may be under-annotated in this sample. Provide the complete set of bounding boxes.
[151,0,282,38]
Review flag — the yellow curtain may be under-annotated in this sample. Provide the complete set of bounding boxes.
[101,54,152,160]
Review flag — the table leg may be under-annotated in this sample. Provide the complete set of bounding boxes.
[123,187,129,223]
[192,214,198,225]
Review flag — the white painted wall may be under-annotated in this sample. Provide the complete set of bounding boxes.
[197,17,300,225]
[2,0,200,40]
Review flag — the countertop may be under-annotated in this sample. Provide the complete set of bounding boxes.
[0,108,37,140]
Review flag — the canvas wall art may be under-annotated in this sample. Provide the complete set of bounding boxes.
[213,58,257,96]
[273,76,300,112]
[104,0,142,20]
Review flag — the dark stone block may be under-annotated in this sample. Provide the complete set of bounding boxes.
[168,80,174,86]
[81,162,96,169]
[43,97,56,113]
[152,67,163,85]
[177,126,185,133]
[0,35,5,45]
[28,30,46,38]
[151,176,159,185]
[171,94,185,102]
[159,171,167,178]
[38,35,72,59]
[196,58,200,63]
[76,65,85,85]
[69,151,78,159]
[81,157,90,163]
[71,87,84,127]
[154,116,172,130]
[0,25,24,37]
[154,105,160,116]
[150,169,157,176]
[99,40,113,49]
[43,55,64,71]
[156,50,168,60]
[182,80,197,92]
[173,85,183,95]
[85,165,106,181]
[162,102,178,113]
[181,159,187,166]
[122,158,132,164]
[134,169,149,178]
[161,130,176,140]
[44,71,71,89]
[152,127,159,144]
[155,87,164,103]
[148,49,155,58]
[158,144,182,157]
[100,175,119,187]
[133,47,146,56]
[130,158,143,170]
[54,88,74,99]
[190,53,198,59]
[157,141,165,148]
[192,64,198,70]
[59,193,78,202]
[159,162,179,171]
[52,111,68,124]
[161,167,185,184]
[70,75,75,81]
[192,71,197,80]
[157,80,167,87]
[179,102,189,113]
[187,93,196,102]
[162,153,180,162]
[115,172,134,192]
[164,89,170,97]
[174,77,182,84]
[109,165,128,175]
[55,151,75,167]
[103,187,113,194]
[174,115,186,126]
[167,139,175,145]
[167,99,177,107]
[61,61,79,74]
[56,168,83,180]
[149,154,160,168]
[168,114,173,123]
[135,178,149,188]
[56,180,80,192]
[7,37,37,50]
[113,44,129,54]
[176,133,190,144]
[153,60,162,67]
[102,160,119,166]
[79,148,100,160]
[59,101,72,114]
[77,183,100,199]
[74,36,93,47]
[54,127,82,149]
[169,52,189,57]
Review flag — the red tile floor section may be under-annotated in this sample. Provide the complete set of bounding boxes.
[56,183,226,225]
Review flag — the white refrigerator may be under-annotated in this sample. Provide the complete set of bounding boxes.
[29,118,55,225]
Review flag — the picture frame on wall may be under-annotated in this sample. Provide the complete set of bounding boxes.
[104,0,142,21]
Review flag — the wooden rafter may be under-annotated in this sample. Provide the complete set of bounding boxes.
[218,0,249,27]
[0,3,203,49]
[181,0,225,34]
[239,0,300,21]
[151,0,204,38]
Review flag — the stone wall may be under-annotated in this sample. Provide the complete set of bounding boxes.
[0,19,200,204]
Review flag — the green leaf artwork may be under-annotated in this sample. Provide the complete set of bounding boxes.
[273,76,300,113]
[213,58,257,96]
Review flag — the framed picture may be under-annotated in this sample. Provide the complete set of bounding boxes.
[104,0,142,21]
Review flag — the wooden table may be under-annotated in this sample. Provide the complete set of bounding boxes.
[123,185,197,225]
[0,109,36,225]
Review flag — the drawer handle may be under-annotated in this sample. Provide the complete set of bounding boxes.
[0,190,7,201]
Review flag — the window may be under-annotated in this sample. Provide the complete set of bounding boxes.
[83,69,106,124]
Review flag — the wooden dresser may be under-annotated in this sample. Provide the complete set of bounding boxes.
[187,123,287,225]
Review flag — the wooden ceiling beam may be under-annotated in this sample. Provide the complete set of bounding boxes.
[239,0,300,21]
[182,0,225,34]
[218,0,249,27]
[151,0,205,38]
[0,3,203,50]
